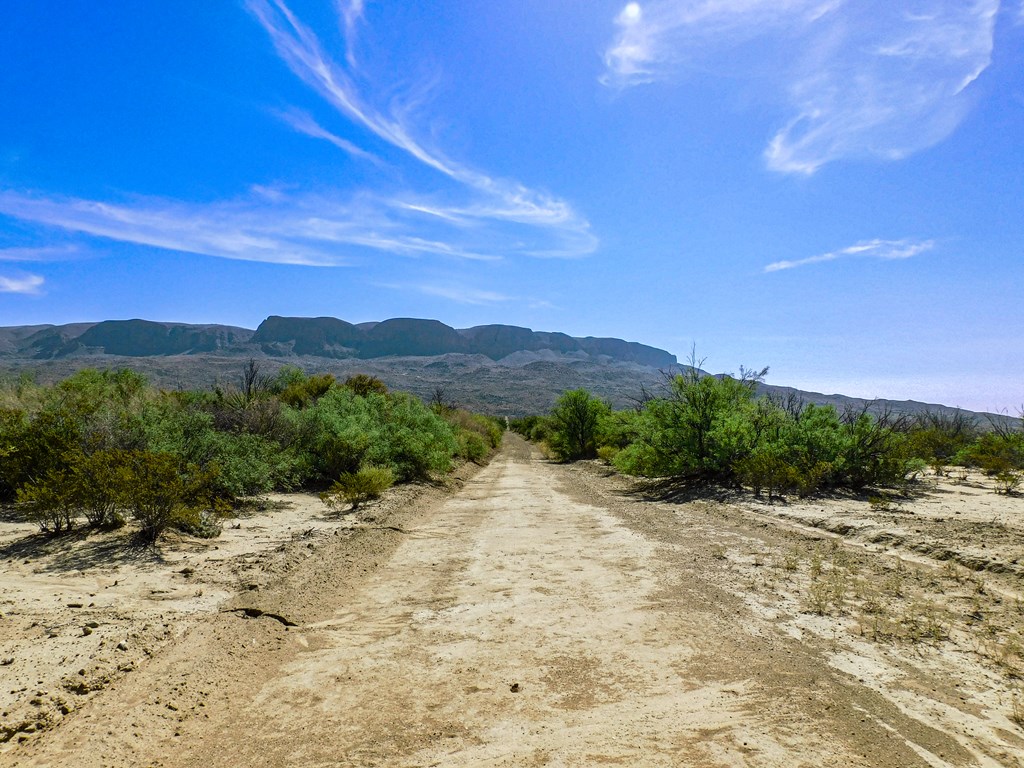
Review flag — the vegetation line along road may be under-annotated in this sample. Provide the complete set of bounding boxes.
[2,363,1023,765]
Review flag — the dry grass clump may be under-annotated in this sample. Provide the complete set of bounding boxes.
[756,539,1024,667]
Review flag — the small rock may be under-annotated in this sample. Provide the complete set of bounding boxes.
[0,658,13,666]
[85,621,100,629]
[509,683,521,693]
[116,641,129,651]
[67,603,83,609]
[82,627,93,637]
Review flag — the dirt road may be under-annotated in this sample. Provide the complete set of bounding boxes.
[5,435,1023,766]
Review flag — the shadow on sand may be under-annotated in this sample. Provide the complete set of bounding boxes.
[0,527,166,574]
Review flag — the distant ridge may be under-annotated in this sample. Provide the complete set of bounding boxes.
[0,316,678,368]
[0,316,1008,425]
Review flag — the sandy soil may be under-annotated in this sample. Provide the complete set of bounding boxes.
[2,435,1023,766]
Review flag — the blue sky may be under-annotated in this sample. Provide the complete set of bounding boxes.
[1,0,1022,412]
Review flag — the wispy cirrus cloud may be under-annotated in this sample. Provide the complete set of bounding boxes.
[601,0,999,174]
[0,272,44,294]
[0,1,595,271]
[0,245,80,262]
[272,107,380,164]
[0,188,511,266]
[339,0,365,67]
[381,282,515,306]
[764,238,934,272]
[247,0,596,256]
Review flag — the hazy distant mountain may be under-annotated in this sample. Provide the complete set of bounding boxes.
[0,316,677,367]
[0,316,1011,425]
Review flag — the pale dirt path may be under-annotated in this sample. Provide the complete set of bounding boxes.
[5,436,990,767]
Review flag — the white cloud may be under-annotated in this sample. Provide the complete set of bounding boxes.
[0,245,80,262]
[248,0,595,257]
[338,0,365,67]
[273,107,380,164]
[0,272,44,294]
[764,238,934,272]
[601,0,998,173]
[415,284,512,305]
[0,2,595,268]
[0,189,514,266]
[378,281,513,305]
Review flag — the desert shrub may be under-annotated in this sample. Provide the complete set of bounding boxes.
[597,409,641,450]
[289,388,456,483]
[142,395,297,498]
[832,410,912,490]
[320,465,394,511]
[904,457,929,482]
[16,468,78,533]
[597,445,619,463]
[168,505,224,538]
[456,430,489,463]
[344,374,388,398]
[905,410,979,465]
[995,471,1022,495]
[510,415,543,438]
[548,389,610,461]
[365,393,458,480]
[793,461,833,497]
[444,409,503,463]
[736,451,798,501]
[2,367,485,521]
[15,448,134,531]
[121,451,218,544]
[955,432,1024,475]
[605,367,922,495]
[0,369,155,502]
[276,370,336,409]
[614,371,760,481]
[0,407,35,500]
[70,449,131,528]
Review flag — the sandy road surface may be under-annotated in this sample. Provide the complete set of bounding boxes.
[6,435,1023,767]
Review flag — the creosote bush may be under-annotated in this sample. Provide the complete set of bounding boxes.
[516,360,1023,498]
[321,465,395,511]
[1,365,500,542]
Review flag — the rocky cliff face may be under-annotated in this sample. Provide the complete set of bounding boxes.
[252,316,362,357]
[0,316,678,368]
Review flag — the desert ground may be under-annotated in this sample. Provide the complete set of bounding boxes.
[1,434,1022,767]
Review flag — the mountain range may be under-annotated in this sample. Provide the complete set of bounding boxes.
[0,316,676,368]
[0,316,1008,424]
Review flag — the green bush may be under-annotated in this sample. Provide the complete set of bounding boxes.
[344,374,388,397]
[548,389,610,461]
[955,432,1024,475]
[69,449,131,528]
[288,388,457,483]
[995,471,1022,495]
[276,370,336,408]
[0,366,497,535]
[736,451,798,501]
[121,451,218,544]
[16,468,78,533]
[614,372,759,481]
[457,430,489,463]
[321,465,394,511]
